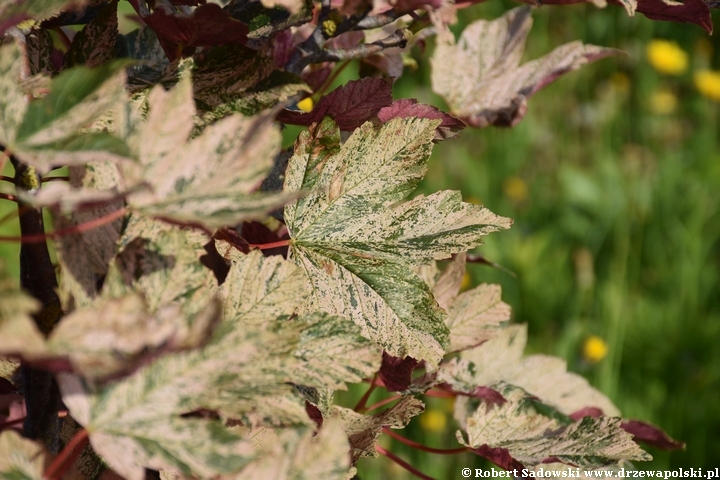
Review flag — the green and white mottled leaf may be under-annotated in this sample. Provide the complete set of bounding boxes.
[0,261,44,357]
[0,43,27,146]
[528,461,634,477]
[445,283,510,352]
[124,75,296,228]
[227,417,351,479]
[0,430,47,480]
[441,324,620,419]
[284,116,511,365]
[334,396,424,463]
[431,253,466,310]
[0,47,132,173]
[63,0,118,69]
[457,383,650,467]
[431,7,616,128]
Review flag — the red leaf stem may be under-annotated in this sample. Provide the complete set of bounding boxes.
[354,373,379,412]
[364,394,401,413]
[44,428,89,480]
[383,428,470,455]
[0,207,128,244]
[248,239,291,250]
[376,445,436,480]
[0,192,18,202]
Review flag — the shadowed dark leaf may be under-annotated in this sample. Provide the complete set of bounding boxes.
[378,352,418,392]
[472,445,525,471]
[64,0,118,69]
[621,420,685,450]
[277,77,393,130]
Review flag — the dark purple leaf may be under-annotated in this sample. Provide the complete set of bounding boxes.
[377,99,466,141]
[301,65,333,92]
[305,401,324,428]
[472,445,525,471]
[277,77,393,130]
[569,406,603,420]
[378,351,418,392]
[621,420,685,450]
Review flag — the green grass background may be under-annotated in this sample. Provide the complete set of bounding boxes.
[1,1,718,476]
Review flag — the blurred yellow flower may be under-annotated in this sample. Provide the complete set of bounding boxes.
[464,195,482,205]
[694,70,720,101]
[297,97,314,112]
[503,176,529,203]
[583,335,608,364]
[419,409,447,432]
[460,272,472,291]
[649,88,678,115]
[609,72,630,94]
[646,40,688,75]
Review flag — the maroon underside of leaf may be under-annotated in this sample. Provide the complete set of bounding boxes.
[305,401,324,428]
[438,383,507,408]
[200,240,231,285]
[130,1,249,60]
[0,393,25,430]
[0,377,17,395]
[302,65,333,92]
[568,406,604,420]
[276,77,393,130]
[378,352,419,392]
[472,445,526,471]
[238,221,289,257]
[377,99,466,141]
[621,419,685,450]
[541,0,712,33]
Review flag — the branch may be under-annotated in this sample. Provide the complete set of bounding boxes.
[364,394,402,413]
[383,428,470,455]
[355,10,404,29]
[310,29,411,64]
[44,429,90,480]
[354,373,379,411]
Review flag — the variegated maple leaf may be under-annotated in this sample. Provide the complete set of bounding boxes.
[283,116,511,365]
[457,383,650,467]
[122,75,298,229]
[57,250,379,478]
[431,6,617,128]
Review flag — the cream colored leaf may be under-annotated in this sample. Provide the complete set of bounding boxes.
[125,76,295,229]
[0,430,48,480]
[445,283,510,352]
[440,325,620,419]
[432,253,466,311]
[285,117,511,365]
[0,262,44,358]
[457,383,650,467]
[334,396,424,463]
[229,417,351,479]
[431,6,617,128]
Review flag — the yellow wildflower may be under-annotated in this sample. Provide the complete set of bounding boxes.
[649,88,678,115]
[419,409,447,432]
[297,97,314,112]
[460,272,472,291]
[582,336,608,364]
[503,176,529,203]
[694,70,720,101]
[609,72,630,94]
[646,40,688,75]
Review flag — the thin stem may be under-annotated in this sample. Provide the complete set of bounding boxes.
[42,176,70,182]
[0,175,13,183]
[316,60,351,97]
[248,239,290,250]
[376,445,435,480]
[423,389,456,398]
[354,373,378,412]
[44,428,89,480]
[0,192,18,202]
[364,394,401,413]
[383,428,469,455]
[0,417,25,430]
[52,27,73,50]
[0,207,128,244]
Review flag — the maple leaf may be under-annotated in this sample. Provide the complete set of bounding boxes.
[226,417,352,479]
[284,116,511,365]
[122,75,297,229]
[440,325,620,422]
[0,430,48,479]
[56,250,378,477]
[63,0,118,69]
[431,6,617,128]
[0,42,130,174]
[277,77,394,130]
[334,396,424,463]
[457,383,651,467]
